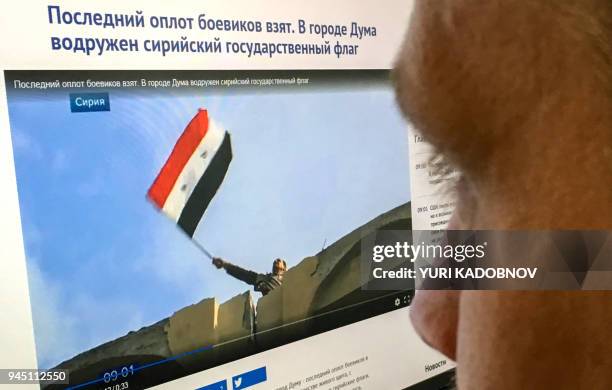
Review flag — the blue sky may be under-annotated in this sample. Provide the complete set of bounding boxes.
[8,83,410,369]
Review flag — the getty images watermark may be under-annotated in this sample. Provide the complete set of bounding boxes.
[360,230,612,290]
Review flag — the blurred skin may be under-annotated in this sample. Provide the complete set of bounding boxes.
[272,258,287,278]
[393,0,612,388]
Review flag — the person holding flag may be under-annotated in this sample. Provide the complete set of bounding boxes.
[147,108,287,296]
[212,257,287,296]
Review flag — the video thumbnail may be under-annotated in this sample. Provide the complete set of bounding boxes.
[6,70,413,389]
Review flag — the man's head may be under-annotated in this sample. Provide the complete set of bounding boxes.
[392,0,612,372]
[272,258,287,277]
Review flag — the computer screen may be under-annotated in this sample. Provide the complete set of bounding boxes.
[0,1,454,389]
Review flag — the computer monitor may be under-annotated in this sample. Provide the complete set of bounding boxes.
[0,1,454,389]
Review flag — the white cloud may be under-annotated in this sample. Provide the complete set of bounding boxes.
[133,220,240,305]
[51,150,68,173]
[26,258,80,369]
[27,256,149,368]
[76,175,104,197]
[10,131,44,161]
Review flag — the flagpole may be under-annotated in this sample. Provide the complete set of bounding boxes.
[192,239,214,260]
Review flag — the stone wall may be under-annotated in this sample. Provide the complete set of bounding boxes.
[53,202,411,386]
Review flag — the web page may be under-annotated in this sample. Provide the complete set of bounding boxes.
[0,2,453,390]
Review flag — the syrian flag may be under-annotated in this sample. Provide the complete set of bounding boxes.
[147,109,232,237]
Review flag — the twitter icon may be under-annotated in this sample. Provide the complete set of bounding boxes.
[232,367,267,389]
